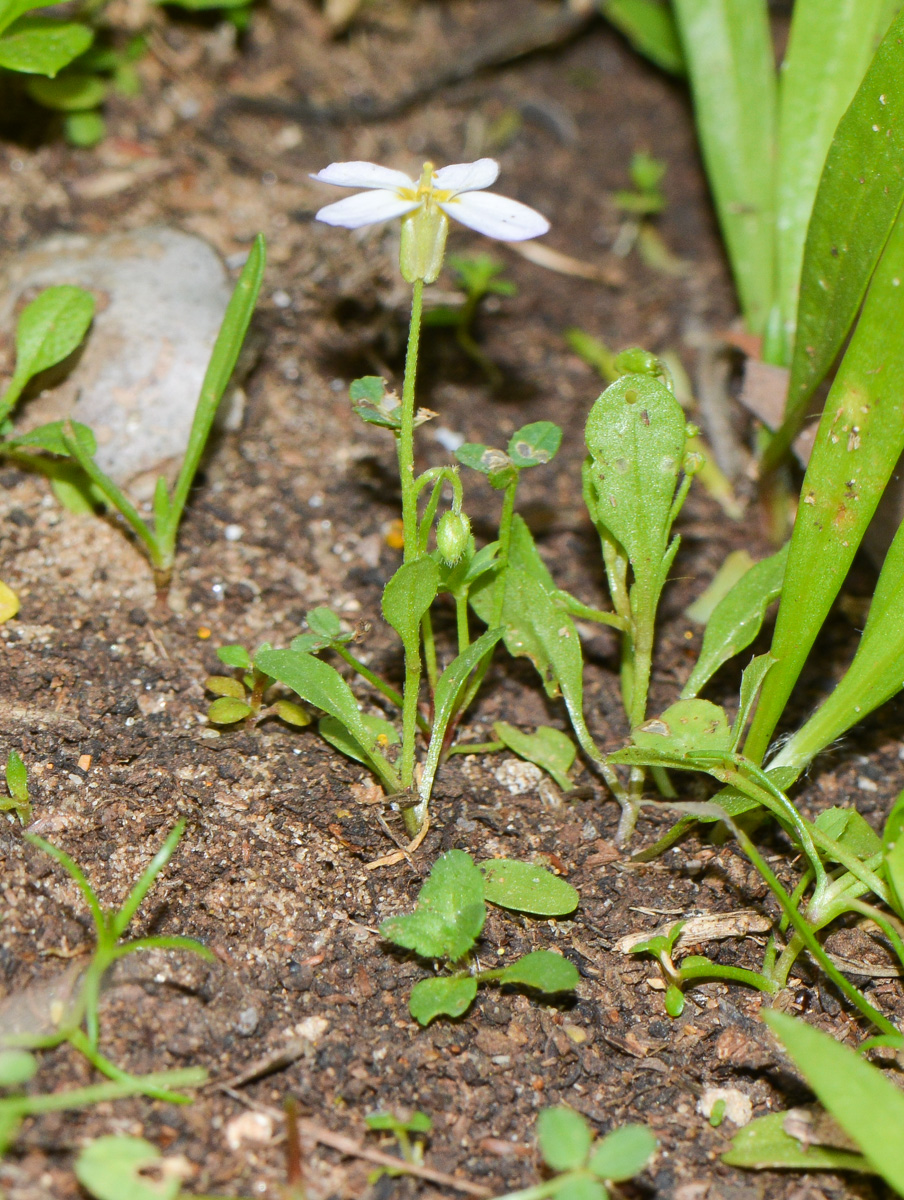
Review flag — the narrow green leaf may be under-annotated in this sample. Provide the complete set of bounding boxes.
[379,849,485,962]
[588,1125,658,1181]
[500,950,579,994]
[5,750,28,803]
[538,1107,593,1171]
[492,722,576,791]
[774,0,887,363]
[763,1010,904,1192]
[747,207,904,764]
[671,0,776,335]
[723,1110,870,1172]
[685,549,754,624]
[381,556,440,651]
[731,654,776,749]
[481,859,579,916]
[681,545,787,699]
[772,7,904,462]
[768,508,904,773]
[408,975,477,1025]
[0,17,92,76]
[255,647,399,791]
[75,1135,180,1200]
[634,699,732,757]
[600,0,684,74]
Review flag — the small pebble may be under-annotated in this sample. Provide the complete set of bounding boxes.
[224,524,243,542]
[235,1006,259,1037]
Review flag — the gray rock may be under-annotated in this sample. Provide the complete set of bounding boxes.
[0,226,239,499]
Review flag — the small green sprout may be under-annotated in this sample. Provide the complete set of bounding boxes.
[3,750,31,824]
[205,642,310,729]
[494,1106,657,1200]
[613,151,666,216]
[5,821,212,1106]
[380,849,579,1025]
[365,1109,432,1183]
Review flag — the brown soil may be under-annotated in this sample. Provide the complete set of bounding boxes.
[1,4,902,1199]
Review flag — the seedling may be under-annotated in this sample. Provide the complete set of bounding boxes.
[3,750,30,824]
[379,849,580,1025]
[423,252,516,384]
[205,643,310,728]
[364,1109,431,1184]
[6,820,213,1104]
[494,1106,657,1200]
[73,1132,253,1200]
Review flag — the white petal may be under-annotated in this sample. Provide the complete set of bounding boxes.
[311,161,415,191]
[316,191,421,229]
[433,158,499,194]
[439,190,550,241]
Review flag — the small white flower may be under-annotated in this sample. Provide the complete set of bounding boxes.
[311,158,550,242]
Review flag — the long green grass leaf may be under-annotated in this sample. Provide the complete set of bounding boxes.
[746,204,904,763]
[672,0,776,335]
[768,8,904,464]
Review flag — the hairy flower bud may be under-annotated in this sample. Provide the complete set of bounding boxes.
[436,510,470,566]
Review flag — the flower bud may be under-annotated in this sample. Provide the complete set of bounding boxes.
[436,510,470,566]
[400,207,449,284]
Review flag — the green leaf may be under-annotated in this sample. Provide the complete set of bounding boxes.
[731,654,776,749]
[5,750,28,803]
[723,1110,871,1172]
[349,376,387,404]
[507,421,562,468]
[554,1178,608,1200]
[814,807,882,862]
[216,644,251,669]
[64,109,105,148]
[585,375,687,574]
[255,648,399,792]
[408,975,477,1025]
[204,675,245,699]
[671,0,776,335]
[0,16,92,76]
[634,699,732,757]
[1,286,94,420]
[600,0,684,73]
[500,950,579,994]
[481,859,578,916]
[380,849,486,962]
[763,1010,904,1192]
[381,556,440,651]
[883,791,904,913]
[747,205,904,765]
[0,1049,37,1088]
[774,0,888,364]
[5,419,97,456]
[271,700,311,727]
[685,549,754,624]
[492,722,576,791]
[537,1107,593,1171]
[454,442,515,488]
[681,545,787,699]
[27,70,106,110]
[318,713,398,766]
[206,697,252,724]
[306,606,347,641]
[772,7,904,461]
[0,0,59,37]
[75,1135,180,1200]
[588,1125,658,1181]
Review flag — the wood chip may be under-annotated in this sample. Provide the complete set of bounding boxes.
[614,909,772,954]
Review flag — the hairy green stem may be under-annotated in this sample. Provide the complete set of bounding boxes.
[398,279,425,563]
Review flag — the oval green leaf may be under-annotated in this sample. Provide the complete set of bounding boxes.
[537,1106,593,1171]
[481,859,578,916]
[500,950,579,994]
[588,1124,658,1181]
[409,975,477,1026]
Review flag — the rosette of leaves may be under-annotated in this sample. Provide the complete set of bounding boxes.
[205,643,310,728]
[379,849,580,1025]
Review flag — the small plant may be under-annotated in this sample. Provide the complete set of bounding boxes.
[4,821,212,1107]
[380,849,580,1025]
[494,1106,657,1200]
[364,1109,431,1184]
[205,642,310,728]
[73,1132,254,1200]
[725,1011,904,1194]
[423,252,516,384]
[3,750,30,824]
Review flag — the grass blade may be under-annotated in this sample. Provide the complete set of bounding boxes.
[672,0,776,335]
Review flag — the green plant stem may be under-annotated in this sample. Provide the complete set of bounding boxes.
[0,1068,206,1120]
[678,958,778,994]
[332,645,427,732]
[455,592,470,652]
[445,740,504,756]
[398,279,425,563]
